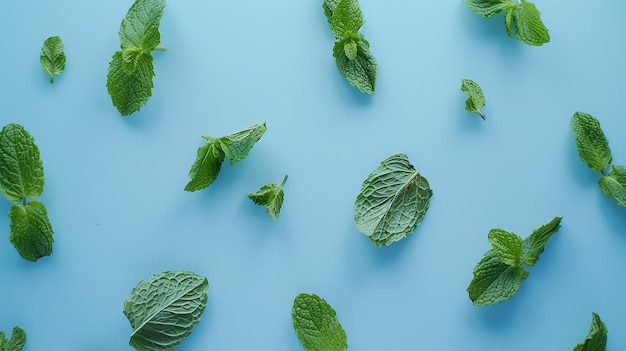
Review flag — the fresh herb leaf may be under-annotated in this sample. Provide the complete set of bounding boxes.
[599,165,626,207]
[185,122,266,192]
[571,112,612,172]
[0,326,26,351]
[292,293,347,351]
[324,0,377,94]
[9,201,54,262]
[513,0,550,46]
[40,36,66,84]
[463,0,509,17]
[468,217,561,305]
[248,175,287,221]
[106,0,166,116]
[354,153,432,247]
[573,313,607,351]
[0,123,45,204]
[460,79,486,120]
[124,270,209,351]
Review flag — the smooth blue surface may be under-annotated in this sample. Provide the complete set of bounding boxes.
[1,0,625,350]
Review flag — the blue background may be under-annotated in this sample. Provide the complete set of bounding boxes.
[1,0,625,350]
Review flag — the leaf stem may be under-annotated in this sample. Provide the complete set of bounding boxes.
[280,174,289,187]
[477,110,487,121]
[153,46,167,51]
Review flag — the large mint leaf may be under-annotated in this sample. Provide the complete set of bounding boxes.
[217,122,267,166]
[573,313,607,351]
[292,293,348,351]
[354,153,432,247]
[106,51,155,116]
[467,250,529,306]
[513,0,550,46]
[184,137,225,192]
[248,175,287,221]
[460,79,486,120]
[463,0,510,17]
[119,0,166,52]
[571,112,612,172]
[0,123,45,204]
[521,216,562,266]
[599,164,626,207]
[488,229,522,267]
[124,271,209,351]
[330,0,364,39]
[333,36,377,94]
[40,36,66,84]
[0,326,26,351]
[9,201,54,262]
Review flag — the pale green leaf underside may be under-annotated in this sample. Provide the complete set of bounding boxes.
[599,165,626,207]
[467,249,529,306]
[248,176,287,221]
[218,122,267,166]
[0,326,26,351]
[571,112,612,172]
[9,201,54,262]
[573,313,607,351]
[0,123,45,204]
[107,51,155,116]
[184,139,225,192]
[488,229,522,267]
[40,36,66,83]
[330,0,364,39]
[333,37,377,94]
[521,216,562,266]
[463,0,509,17]
[513,0,550,46]
[355,153,432,247]
[292,293,348,351]
[460,79,486,120]
[124,271,209,351]
[119,0,166,51]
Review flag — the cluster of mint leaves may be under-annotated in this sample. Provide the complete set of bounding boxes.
[323,0,377,94]
[0,123,54,262]
[571,112,626,207]
[464,0,550,46]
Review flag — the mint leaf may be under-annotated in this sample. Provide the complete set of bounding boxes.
[124,270,209,351]
[292,293,348,351]
[505,8,514,36]
[185,123,266,192]
[354,153,433,247]
[599,165,626,207]
[512,0,550,46]
[343,39,357,60]
[573,313,607,351]
[217,122,267,166]
[248,175,287,221]
[330,0,364,38]
[333,36,377,94]
[107,0,166,116]
[0,123,45,204]
[468,217,561,305]
[521,216,562,266]
[0,326,26,351]
[463,0,510,17]
[488,229,523,267]
[460,79,486,120]
[322,0,340,24]
[40,36,66,84]
[467,250,529,306]
[9,201,54,262]
[571,112,612,172]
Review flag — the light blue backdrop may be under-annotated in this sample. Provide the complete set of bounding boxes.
[1,0,625,350]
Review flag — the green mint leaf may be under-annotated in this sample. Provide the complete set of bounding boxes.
[9,201,54,262]
[330,0,364,39]
[521,216,562,266]
[599,164,626,207]
[573,313,608,351]
[467,249,529,306]
[571,112,612,172]
[322,0,340,24]
[333,36,377,94]
[124,270,209,351]
[217,122,267,166]
[505,8,514,36]
[40,36,66,84]
[184,137,226,192]
[107,0,166,116]
[0,123,45,204]
[513,0,550,46]
[0,326,26,351]
[248,175,287,221]
[292,293,348,351]
[354,153,433,247]
[488,229,523,267]
[343,39,357,60]
[463,0,510,17]
[460,79,487,120]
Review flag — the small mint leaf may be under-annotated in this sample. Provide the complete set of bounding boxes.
[330,0,364,39]
[513,0,550,46]
[571,112,612,172]
[247,175,287,221]
[344,39,357,60]
[218,122,267,166]
[573,313,607,351]
[488,229,523,267]
[292,293,348,351]
[40,36,66,84]
[467,250,529,306]
[184,138,226,192]
[333,36,377,94]
[119,0,166,52]
[521,216,562,266]
[9,201,54,262]
[106,51,155,116]
[599,165,626,207]
[460,79,487,120]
